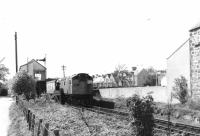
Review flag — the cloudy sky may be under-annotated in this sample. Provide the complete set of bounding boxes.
[0,0,200,78]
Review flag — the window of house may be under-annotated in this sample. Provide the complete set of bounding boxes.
[35,73,41,80]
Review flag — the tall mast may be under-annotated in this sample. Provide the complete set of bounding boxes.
[15,32,18,73]
[62,65,66,78]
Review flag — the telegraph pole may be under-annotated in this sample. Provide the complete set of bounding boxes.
[15,32,18,73]
[45,54,47,79]
[61,65,66,78]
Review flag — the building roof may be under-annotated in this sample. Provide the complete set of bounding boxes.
[19,59,46,70]
[167,39,189,60]
[93,76,104,83]
[189,22,200,32]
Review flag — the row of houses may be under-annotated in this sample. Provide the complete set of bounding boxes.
[93,70,167,88]
[93,74,118,88]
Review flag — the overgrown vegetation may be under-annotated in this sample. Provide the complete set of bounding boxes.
[172,76,189,104]
[126,94,155,136]
[113,95,200,126]
[12,71,36,100]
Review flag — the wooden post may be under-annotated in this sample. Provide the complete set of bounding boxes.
[16,96,18,104]
[53,130,60,136]
[25,108,27,120]
[22,105,26,116]
[32,114,35,136]
[42,123,49,136]
[37,119,42,136]
[27,110,30,123]
[29,112,32,130]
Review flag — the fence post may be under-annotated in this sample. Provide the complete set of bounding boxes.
[53,130,60,136]
[42,123,49,136]
[16,95,18,104]
[25,108,27,120]
[29,111,32,130]
[27,110,30,123]
[23,106,26,116]
[37,119,43,136]
[32,114,35,136]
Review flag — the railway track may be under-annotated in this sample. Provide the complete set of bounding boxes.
[69,104,200,136]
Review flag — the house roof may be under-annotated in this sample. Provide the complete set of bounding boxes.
[19,59,46,70]
[93,76,104,83]
[189,22,200,32]
[167,39,189,60]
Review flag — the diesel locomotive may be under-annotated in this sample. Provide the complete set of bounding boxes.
[45,73,114,108]
[46,73,96,105]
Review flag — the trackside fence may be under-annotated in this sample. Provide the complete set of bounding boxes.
[16,96,60,136]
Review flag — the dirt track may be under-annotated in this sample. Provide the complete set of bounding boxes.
[0,97,13,136]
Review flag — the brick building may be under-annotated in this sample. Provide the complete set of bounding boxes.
[19,59,46,81]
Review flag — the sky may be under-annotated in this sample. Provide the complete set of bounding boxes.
[0,0,200,78]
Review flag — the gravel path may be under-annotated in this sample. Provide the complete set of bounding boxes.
[0,97,13,136]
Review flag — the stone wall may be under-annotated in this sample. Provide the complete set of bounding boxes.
[190,28,200,97]
[99,86,171,103]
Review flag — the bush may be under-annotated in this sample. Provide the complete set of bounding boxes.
[0,82,8,96]
[126,94,154,136]
[0,88,8,96]
[187,99,200,111]
[172,76,189,104]
[12,71,36,100]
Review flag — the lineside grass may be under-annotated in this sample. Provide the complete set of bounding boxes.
[17,96,132,135]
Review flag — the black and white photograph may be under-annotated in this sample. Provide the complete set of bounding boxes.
[1,0,200,135]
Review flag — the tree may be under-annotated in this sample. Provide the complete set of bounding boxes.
[0,64,9,81]
[113,64,133,87]
[0,82,8,96]
[12,71,36,100]
[0,63,9,96]
[172,76,188,104]
[137,68,156,86]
